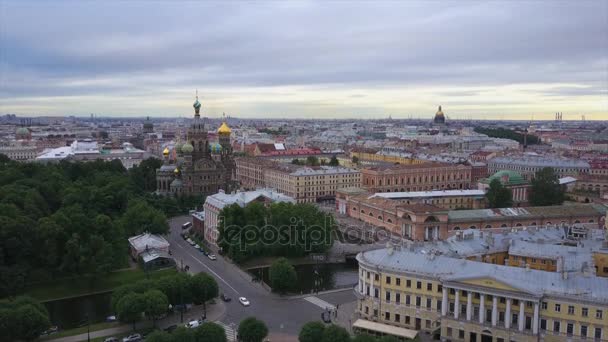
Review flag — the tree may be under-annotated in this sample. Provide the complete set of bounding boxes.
[12,304,51,341]
[269,258,297,293]
[291,159,302,165]
[237,317,268,342]
[351,156,359,165]
[306,156,320,166]
[194,322,227,342]
[145,330,173,342]
[378,336,401,342]
[529,167,565,206]
[485,178,513,208]
[117,292,145,330]
[321,324,350,342]
[352,335,376,342]
[143,289,169,327]
[172,326,195,342]
[299,321,326,342]
[328,155,339,166]
[190,273,219,317]
[119,199,169,236]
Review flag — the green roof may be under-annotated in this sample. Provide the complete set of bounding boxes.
[481,170,528,186]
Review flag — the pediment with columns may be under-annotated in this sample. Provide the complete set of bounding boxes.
[444,276,541,298]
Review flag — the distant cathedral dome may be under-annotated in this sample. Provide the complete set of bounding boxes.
[162,147,170,156]
[174,142,183,153]
[143,116,154,133]
[218,121,231,134]
[181,142,194,154]
[209,143,222,153]
[433,105,446,125]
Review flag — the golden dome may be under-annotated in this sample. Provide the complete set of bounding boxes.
[218,121,232,134]
[436,105,444,116]
[162,147,170,155]
[174,168,179,174]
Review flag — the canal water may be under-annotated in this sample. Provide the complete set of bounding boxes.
[249,261,359,294]
[44,292,114,329]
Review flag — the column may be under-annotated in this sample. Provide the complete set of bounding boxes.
[505,299,512,329]
[479,294,485,324]
[533,302,539,334]
[441,287,448,316]
[518,301,525,332]
[491,296,498,326]
[454,290,460,319]
[466,292,473,321]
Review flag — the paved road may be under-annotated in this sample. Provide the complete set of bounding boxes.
[168,216,357,336]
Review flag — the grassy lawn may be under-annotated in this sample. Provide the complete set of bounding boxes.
[40,322,119,340]
[25,268,178,302]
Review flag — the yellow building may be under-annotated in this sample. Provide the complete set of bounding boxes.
[350,151,426,165]
[356,248,608,342]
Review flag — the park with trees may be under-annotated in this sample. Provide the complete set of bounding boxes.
[0,156,199,298]
[217,201,334,263]
[485,178,513,208]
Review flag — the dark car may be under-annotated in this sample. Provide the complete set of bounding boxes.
[164,324,178,333]
[220,293,231,302]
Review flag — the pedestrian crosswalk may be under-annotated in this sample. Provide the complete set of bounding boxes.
[216,321,237,342]
[303,296,336,310]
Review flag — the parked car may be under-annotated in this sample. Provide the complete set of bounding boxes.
[164,324,178,333]
[105,315,117,322]
[41,326,59,336]
[220,293,231,302]
[239,297,250,306]
[187,238,195,246]
[182,222,192,229]
[208,254,217,260]
[193,244,201,250]
[185,320,201,329]
[122,334,142,342]
[103,338,119,342]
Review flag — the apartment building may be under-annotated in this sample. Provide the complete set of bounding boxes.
[362,162,472,193]
[235,157,361,203]
[355,248,608,342]
[487,157,590,180]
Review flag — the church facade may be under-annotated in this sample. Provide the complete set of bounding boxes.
[155,95,236,198]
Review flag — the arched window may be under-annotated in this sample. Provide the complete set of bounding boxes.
[530,222,537,226]
[424,216,438,223]
[469,225,477,229]
[515,223,522,227]
[369,212,373,217]
[485,224,492,229]
[360,210,365,214]
[378,215,383,220]
[589,219,594,223]
[453,226,461,230]
[574,220,580,223]
[387,219,393,223]
[500,224,508,228]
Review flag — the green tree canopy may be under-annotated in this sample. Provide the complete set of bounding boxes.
[351,334,376,342]
[143,289,169,327]
[529,167,565,206]
[328,155,339,166]
[269,257,297,293]
[0,296,50,341]
[299,321,326,342]
[117,292,145,330]
[194,322,227,342]
[145,330,173,342]
[485,178,513,208]
[171,326,195,342]
[321,324,350,342]
[237,317,268,342]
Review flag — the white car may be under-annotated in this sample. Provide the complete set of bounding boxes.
[194,244,201,250]
[185,320,201,329]
[239,297,250,306]
[208,254,217,260]
[186,238,195,246]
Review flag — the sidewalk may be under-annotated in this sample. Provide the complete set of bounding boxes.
[45,301,226,342]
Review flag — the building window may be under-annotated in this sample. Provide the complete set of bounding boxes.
[567,323,574,336]
[406,295,411,305]
[416,281,422,289]
[541,302,547,310]
[595,328,602,339]
[385,312,390,320]
[437,284,442,293]
[395,293,401,304]
[459,330,465,339]
[540,319,547,330]
[427,283,433,291]
[597,310,603,319]
[581,325,587,337]
[406,279,411,288]
[374,288,379,298]
[436,300,442,311]
[512,314,518,326]
[365,306,369,314]
[395,313,400,323]
[385,291,391,302]
[425,320,431,328]
[375,274,379,281]
[405,316,411,325]
[568,306,575,315]
[555,304,561,312]
[426,298,432,308]
[386,276,391,284]
[553,321,560,333]
[416,296,421,307]
[446,327,452,337]
[396,278,401,286]
[582,307,588,317]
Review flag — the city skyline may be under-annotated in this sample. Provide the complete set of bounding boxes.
[1,1,607,120]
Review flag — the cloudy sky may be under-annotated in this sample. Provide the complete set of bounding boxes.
[0,1,607,120]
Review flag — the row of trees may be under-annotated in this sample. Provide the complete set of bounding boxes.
[291,155,340,167]
[268,257,297,293]
[146,316,268,342]
[474,127,540,145]
[299,322,404,342]
[218,202,334,263]
[112,272,218,330]
[485,167,565,208]
[0,296,50,341]
[0,156,199,298]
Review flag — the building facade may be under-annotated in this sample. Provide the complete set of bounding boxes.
[478,170,531,206]
[361,162,472,193]
[355,248,608,342]
[487,157,590,180]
